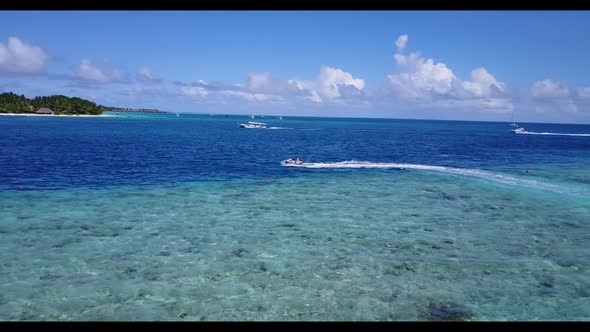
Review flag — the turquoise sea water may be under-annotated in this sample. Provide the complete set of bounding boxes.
[0,114,589,320]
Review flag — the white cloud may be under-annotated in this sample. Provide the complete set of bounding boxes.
[386,34,513,111]
[307,90,322,103]
[168,35,540,116]
[181,85,208,97]
[222,90,284,103]
[530,79,570,99]
[388,53,456,99]
[0,37,48,74]
[462,67,506,98]
[530,79,590,113]
[247,72,271,91]
[395,34,408,51]
[138,67,153,80]
[74,59,122,83]
[138,66,162,83]
[289,66,365,103]
[317,66,365,99]
[182,67,365,106]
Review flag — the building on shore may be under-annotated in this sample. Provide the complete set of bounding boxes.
[36,108,53,115]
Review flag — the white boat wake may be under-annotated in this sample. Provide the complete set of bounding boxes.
[282,160,567,192]
[515,130,590,137]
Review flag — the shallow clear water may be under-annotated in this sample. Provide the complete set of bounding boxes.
[1,114,589,320]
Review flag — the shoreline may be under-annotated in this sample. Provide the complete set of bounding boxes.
[0,113,112,118]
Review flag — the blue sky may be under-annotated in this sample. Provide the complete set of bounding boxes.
[1,11,590,123]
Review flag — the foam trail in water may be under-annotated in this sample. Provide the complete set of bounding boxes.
[266,127,292,130]
[516,131,590,137]
[282,160,566,192]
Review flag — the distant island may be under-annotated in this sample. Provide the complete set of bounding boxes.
[0,92,171,117]
[0,92,104,115]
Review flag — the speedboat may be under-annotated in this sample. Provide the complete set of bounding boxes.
[512,127,525,133]
[282,158,303,166]
[239,121,267,129]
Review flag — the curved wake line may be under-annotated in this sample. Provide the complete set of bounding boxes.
[516,131,590,137]
[283,160,567,193]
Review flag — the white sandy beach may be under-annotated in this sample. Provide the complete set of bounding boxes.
[0,113,112,118]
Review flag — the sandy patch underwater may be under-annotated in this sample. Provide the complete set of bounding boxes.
[1,170,589,321]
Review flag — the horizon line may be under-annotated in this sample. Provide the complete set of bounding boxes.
[162,111,590,126]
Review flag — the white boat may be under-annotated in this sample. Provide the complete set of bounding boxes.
[282,157,303,166]
[239,121,267,129]
[512,127,525,133]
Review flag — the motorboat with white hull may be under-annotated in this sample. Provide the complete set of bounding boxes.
[239,121,267,129]
[282,157,304,166]
[512,127,525,133]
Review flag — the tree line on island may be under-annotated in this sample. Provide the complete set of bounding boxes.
[0,92,104,115]
[0,92,169,115]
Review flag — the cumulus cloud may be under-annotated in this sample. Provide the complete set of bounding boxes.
[388,53,456,99]
[177,67,366,106]
[386,34,513,111]
[74,59,123,83]
[530,79,590,113]
[176,77,285,104]
[0,37,48,74]
[530,79,570,99]
[395,34,408,51]
[462,68,507,98]
[317,66,365,99]
[288,66,366,104]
